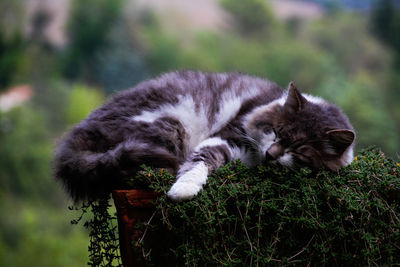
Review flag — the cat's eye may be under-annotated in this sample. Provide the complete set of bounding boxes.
[294,153,312,165]
[290,140,305,149]
[272,127,280,137]
[271,128,281,142]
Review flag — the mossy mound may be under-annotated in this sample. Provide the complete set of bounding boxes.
[128,147,400,266]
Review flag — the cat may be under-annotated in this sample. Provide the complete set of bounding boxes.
[54,70,355,202]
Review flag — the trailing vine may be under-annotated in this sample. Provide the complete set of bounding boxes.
[70,198,122,267]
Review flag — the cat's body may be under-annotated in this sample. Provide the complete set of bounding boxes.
[54,70,355,201]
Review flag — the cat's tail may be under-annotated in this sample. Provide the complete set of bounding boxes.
[53,136,179,202]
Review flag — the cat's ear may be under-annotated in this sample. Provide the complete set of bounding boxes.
[325,129,355,156]
[284,81,307,113]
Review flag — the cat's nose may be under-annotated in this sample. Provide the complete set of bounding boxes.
[265,143,284,161]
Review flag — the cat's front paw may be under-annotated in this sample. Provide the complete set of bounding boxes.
[167,182,202,201]
[168,161,208,201]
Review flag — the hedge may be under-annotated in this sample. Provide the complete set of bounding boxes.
[73,147,400,266]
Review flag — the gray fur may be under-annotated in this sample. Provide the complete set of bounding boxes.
[54,70,355,202]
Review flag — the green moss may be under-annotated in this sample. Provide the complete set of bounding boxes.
[79,147,400,266]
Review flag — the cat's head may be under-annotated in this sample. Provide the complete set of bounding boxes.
[248,82,355,171]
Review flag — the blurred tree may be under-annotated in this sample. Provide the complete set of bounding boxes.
[0,0,25,37]
[0,0,26,91]
[307,13,391,74]
[0,32,26,90]
[29,8,53,50]
[0,84,103,200]
[257,40,332,90]
[32,80,70,134]
[370,0,400,154]
[66,84,104,125]
[61,0,123,82]
[93,22,150,93]
[370,0,400,63]
[220,0,276,36]
[0,198,89,267]
[174,31,331,90]
[0,106,54,199]
[141,16,183,75]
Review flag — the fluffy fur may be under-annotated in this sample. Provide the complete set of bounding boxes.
[54,71,355,202]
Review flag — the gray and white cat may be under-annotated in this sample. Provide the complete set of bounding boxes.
[54,70,355,202]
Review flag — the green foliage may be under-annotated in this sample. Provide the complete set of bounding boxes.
[0,83,103,199]
[61,0,123,80]
[0,83,105,266]
[220,0,276,36]
[71,199,122,267]
[141,17,183,74]
[0,0,25,36]
[0,32,26,90]
[143,148,400,265]
[254,40,332,90]
[0,107,54,198]
[176,33,332,91]
[0,196,89,267]
[370,0,400,63]
[307,13,391,74]
[32,80,70,134]
[93,23,150,93]
[82,148,400,266]
[66,84,104,125]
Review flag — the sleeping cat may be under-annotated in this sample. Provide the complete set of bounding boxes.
[54,70,355,202]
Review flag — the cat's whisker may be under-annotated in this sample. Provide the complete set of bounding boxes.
[228,124,259,149]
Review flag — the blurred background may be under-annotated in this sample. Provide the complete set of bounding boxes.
[0,0,399,265]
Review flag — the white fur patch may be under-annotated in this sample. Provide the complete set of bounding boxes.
[303,94,326,105]
[210,88,261,134]
[131,96,209,150]
[131,96,199,124]
[167,162,209,201]
[230,145,253,166]
[341,146,354,166]
[278,153,293,167]
[195,137,229,152]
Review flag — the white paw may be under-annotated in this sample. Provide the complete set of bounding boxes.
[167,182,202,201]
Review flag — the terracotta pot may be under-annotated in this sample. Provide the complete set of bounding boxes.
[112,189,160,267]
